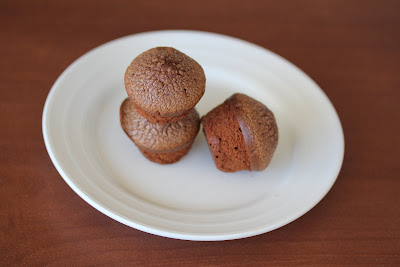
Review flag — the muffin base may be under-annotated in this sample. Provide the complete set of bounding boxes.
[138,144,193,164]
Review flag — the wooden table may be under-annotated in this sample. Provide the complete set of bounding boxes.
[1,0,399,265]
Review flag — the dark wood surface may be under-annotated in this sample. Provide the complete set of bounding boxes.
[1,0,399,265]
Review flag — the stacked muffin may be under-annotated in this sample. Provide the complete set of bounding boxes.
[120,47,205,164]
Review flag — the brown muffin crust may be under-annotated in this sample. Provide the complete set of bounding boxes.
[124,47,206,122]
[230,93,278,171]
[201,93,278,172]
[120,98,200,154]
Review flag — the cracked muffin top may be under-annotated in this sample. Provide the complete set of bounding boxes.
[124,47,206,118]
[230,93,279,171]
[120,98,200,153]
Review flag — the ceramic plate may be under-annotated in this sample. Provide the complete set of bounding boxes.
[42,30,344,241]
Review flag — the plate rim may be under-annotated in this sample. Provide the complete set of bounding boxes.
[42,30,345,241]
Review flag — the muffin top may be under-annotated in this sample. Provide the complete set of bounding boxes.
[228,93,278,171]
[120,99,200,152]
[124,47,205,117]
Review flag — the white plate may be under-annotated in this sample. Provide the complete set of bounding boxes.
[42,30,344,241]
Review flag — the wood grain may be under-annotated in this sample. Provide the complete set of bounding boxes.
[1,0,399,265]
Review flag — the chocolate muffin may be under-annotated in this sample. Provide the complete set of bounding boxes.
[201,93,278,172]
[125,47,206,124]
[120,98,200,164]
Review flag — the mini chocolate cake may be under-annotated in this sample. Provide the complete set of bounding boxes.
[120,98,200,164]
[124,47,206,124]
[201,93,278,172]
